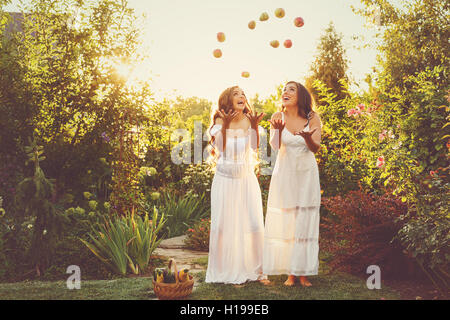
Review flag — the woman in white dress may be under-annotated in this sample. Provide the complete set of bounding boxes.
[205,86,267,284]
[263,81,322,287]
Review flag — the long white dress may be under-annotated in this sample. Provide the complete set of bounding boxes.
[205,124,266,284]
[263,112,321,276]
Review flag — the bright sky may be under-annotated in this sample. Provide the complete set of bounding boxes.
[131,0,382,102]
[6,0,397,103]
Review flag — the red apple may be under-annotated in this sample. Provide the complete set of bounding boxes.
[274,8,285,18]
[213,49,222,58]
[217,32,225,42]
[259,12,269,21]
[284,39,292,48]
[294,17,304,27]
[248,20,256,29]
[270,40,280,48]
[241,71,250,78]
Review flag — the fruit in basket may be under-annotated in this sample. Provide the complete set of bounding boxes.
[178,269,190,282]
[154,268,165,283]
[163,269,176,283]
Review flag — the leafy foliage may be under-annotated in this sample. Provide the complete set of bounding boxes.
[184,218,210,252]
[158,192,210,238]
[14,136,67,274]
[305,21,349,104]
[320,185,413,279]
[81,206,166,275]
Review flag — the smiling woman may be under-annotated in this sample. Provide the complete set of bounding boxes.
[206,85,267,285]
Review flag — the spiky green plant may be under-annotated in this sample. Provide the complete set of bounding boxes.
[81,206,165,275]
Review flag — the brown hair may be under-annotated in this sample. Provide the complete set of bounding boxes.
[208,86,252,159]
[282,81,315,127]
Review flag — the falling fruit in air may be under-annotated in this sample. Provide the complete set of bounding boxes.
[241,71,250,78]
[213,49,222,58]
[259,12,269,21]
[217,32,225,42]
[284,39,292,48]
[294,17,304,27]
[270,40,280,48]
[248,20,256,29]
[274,8,285,18]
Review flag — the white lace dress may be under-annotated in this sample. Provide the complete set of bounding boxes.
[205,124,266,284]
[263,112,321,276]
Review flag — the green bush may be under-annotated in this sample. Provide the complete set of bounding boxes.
[184,219,210,251]
[158,192,210,238]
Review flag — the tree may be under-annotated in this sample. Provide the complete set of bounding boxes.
[305,21,349,104]
[0,0,152,207]
[354,0,449,95]
[15,135,67,275]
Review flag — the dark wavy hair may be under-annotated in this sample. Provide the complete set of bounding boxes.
[282,81,315,127]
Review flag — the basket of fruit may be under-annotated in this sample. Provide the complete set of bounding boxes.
[152,258,194,300]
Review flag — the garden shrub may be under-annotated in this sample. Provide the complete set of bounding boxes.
[184,218,210,252]
[320,185,416,279]
[157,192,210,238]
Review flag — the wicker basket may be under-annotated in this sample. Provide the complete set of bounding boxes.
[152,258,194,300]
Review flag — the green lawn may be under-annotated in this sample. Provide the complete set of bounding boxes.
[0,256,400,300]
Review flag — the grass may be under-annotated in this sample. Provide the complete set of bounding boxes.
[190,254,400,300]
[190,272,400,300]
[0,277,155,300]
[0,254,401,300]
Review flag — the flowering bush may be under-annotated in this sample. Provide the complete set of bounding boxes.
[181,163,214,198]
[320,185,415,279]
[184,219,210,251]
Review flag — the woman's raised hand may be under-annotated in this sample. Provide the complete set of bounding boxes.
[269,118,285,132]
[217,109,239,127]
[294,128,317,140]
[245,110,265,128]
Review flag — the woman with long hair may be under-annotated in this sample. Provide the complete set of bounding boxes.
[263,81,322,287]
[205,85,267,284]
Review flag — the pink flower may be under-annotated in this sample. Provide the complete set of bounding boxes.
[430,171,436,177]
[188,228,194,232]
[358,103,365,111]
[376,156,385,168]
[347,109,356,117]
[379,129,387,142]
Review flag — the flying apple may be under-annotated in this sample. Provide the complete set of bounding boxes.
[241,71,250,78]
[213,49,222,58]
[270,40,280,48]
[248,20,256,29]
[294,17,304,27]
[259,12,269,21]
[275,8,285,18]
[217,32,225,42]
[284,39,292,48]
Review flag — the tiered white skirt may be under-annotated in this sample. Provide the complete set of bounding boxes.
[263,153,321,276]
[205,162,266,284]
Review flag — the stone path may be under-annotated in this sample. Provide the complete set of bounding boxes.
[153,235,208,282]
[150,235,209,298]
